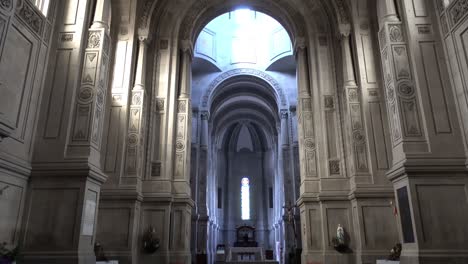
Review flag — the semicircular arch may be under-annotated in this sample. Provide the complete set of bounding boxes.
[138,0,352,45]
[201,68,288,111]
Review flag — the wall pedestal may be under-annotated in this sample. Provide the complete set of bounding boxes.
[350,193,399,264]
[389,166,468,264]
[21,166,104,264]
[96,192,140,264]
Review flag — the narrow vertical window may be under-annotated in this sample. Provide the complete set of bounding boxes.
[241,177,250,220]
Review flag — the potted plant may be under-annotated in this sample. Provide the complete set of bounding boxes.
[0,242,19,264]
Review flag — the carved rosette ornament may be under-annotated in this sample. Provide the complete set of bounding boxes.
[0,0,12,10]
[88,32,101,48]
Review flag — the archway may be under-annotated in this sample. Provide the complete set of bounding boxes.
[139,0,358,263]
[188,10,302,263]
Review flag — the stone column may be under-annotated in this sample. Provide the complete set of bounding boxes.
[279,109,296,259]
[295,38,317,185]
[347,1,398,263]
[67,0,111,163]
[280,110,291,200]
[169,40,194,264]
[173,40,193,195]
[378,0,468,263]
[294,37,321,263]
[94,1,141,263]
[123,38,147,184]
[23,0,110,263]
[196,111,209,257]
[340,33,371,187]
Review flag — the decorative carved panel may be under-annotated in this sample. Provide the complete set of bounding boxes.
[450,0,468,25]
[70,28,110,149]
[16,0,44,36]
[379,22,425,146]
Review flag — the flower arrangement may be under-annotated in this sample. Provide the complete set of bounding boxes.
[0,242,19,264]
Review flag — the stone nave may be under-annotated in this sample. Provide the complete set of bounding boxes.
[1,0,468,263]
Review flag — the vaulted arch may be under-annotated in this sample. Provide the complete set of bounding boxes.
[138,0,352,42]
[203,69,287,111]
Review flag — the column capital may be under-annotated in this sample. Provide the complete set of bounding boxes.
[138,35,149,44]
[377,0,400,26]
[280,109,289,119]
[293,37,307,55]
[337,24,352,40]
[200,111,210,120]
[90,0,111,32]
[338,28,351,40]
[180,39,194,59]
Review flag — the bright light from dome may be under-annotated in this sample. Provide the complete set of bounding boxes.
[234,9,253,24]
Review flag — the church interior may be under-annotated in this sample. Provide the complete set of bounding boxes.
[1,0,468,263]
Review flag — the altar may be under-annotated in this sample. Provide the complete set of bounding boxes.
[227,247,264,261]
[222,225,278,264]
[225,247,278,264]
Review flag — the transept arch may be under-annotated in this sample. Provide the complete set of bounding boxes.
[138,1,353,263]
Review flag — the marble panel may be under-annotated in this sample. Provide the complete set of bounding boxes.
[416,184,468,249]
[96,208,131,249]
[362,206,399,249]
[24,188,80,250]
[44,49,72,139]
[419,42,452,133]
[0,178,24,244]
[0,25,33,130]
